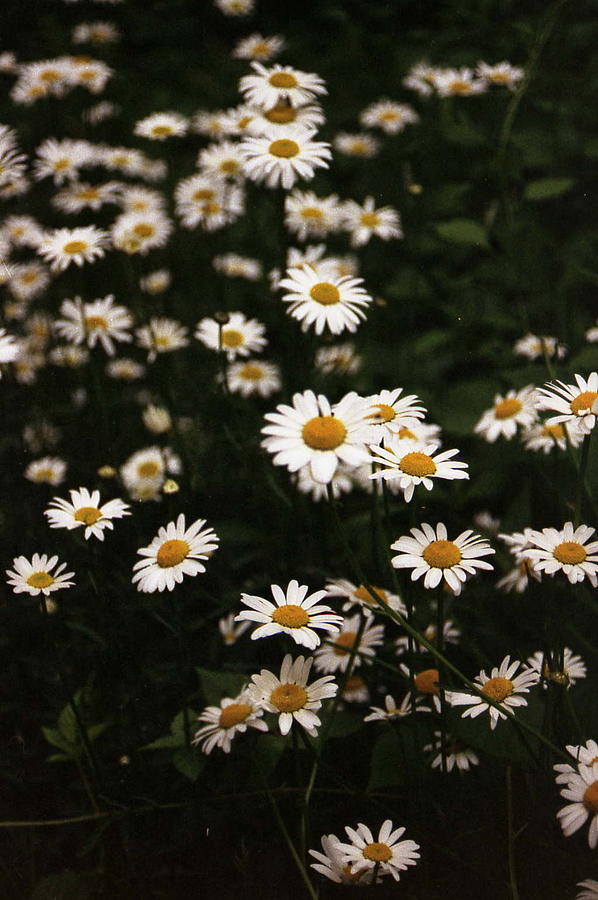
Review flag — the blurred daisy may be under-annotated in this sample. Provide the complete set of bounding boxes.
[45,487,130,541]
[240,126,331,189]
[218,613,251,646]
[191,109,230,140]
[50,345,89,368]
[527,522,598,587]
[314,342,362,376]
[72,21,120,44]
[342,197,402,247]
[343,675,370,704]
[215,0,254,15]
[111,211,173,255]
[7,553,75,597]
[536,373,598,436]
[556,759,598,848]
[106,357,145,380]
[586,321,598,343]
[195,312,266,360]
[395,619,460,656]
[447,656,538,729]
[248,653,337,736]
[476,61,524,90]
[132,514,219,593]
[435,67,487,97]
[55,295,133,355]
[513,333,565,361]
[424,732,479,772]
[295,463,353,502]
[236,579,342,650]
[136,317,189,361]
[403,62,441,96]
[192,689,267,754]
[53,180,120,214]
[0,328,21,369]
[333,820,420,883]
[279,264,373,335]
[7,262,50,302]
[120,445,167,500]
[314,613,384,673]
[247,102,325,135]
[227,359,281,397]
[399,665,442,712]
[198,140,245,180]
[233,34,285,62]
[33,138,94,184]
[134,112,188,141]
[36,226,108,272]
[334,132,380,158]
[391,522,495,594]
[140,269,171,294]
[527,648,586,688]
[25,457,67,486]
[522,420,583,453]
[310,833,377,885]
[239,62,326,109]
[369,440,468,501]
[261,389,373,484]
[360,100,419,134]
[366,387,427,438]
[364,693,412,722]
[284,190,342,241]
[213,254,262,280]
[474,386,537,442]
[142,405,171,434]
[325,578,406,616]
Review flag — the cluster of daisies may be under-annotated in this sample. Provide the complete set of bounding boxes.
[403,60,524,96]
[3,54,113,107]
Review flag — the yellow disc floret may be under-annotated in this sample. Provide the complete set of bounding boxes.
[494,398,522,420]
[27,572,55,589]
[482,676,513,702]
[269,72,298,89]
[219,703,252,729]
[570,391,598,415]
[156,539,189,568]
[63,240,88,254]
[271,604,309,628]
[302,415,347,450]
[270,683,307,712]
[422,540,462,568]
[74,506,102,525]
[310,282,340,305]
[269,139,300,158]
[399,452,436,477]
[553,542,586,565]
[362,842,392,863]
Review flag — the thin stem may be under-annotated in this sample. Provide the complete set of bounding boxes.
[506,765,520,900]
[436,588,447,774]
[574,431,592,527]
[168,595,191,747]
[264,782,318,900]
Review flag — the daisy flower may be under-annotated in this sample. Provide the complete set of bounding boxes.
[111,211,173,255]
[215,0,254,16]
[360,99,419,134]
[197,140,246,180]
[191,108,233,140]
[7,553,75,597]
[246,102,325,136]
[435,67,487,97]
[218,613,251,646]
[239,62,326,109]
[325,578,406,616]
[513,333,565,361]
[474,385,538,442]
[240,126,331,190]
[213,254,262,280]
[314,342,362,376]
[476,61,524,90]
[314,613,384,673]
[249,653,337,736]
[192,689,267,754]
[342,197,402,247]
[447,656,538,730]
[53,180,120,214]
[424,732,479,772]
[527,648,586,688]
[7,262,50,302]
[364,693,413,722]
[295,464,353,502]
[368,440,469,502]
[134,112,188,141]
[106,357,145,380]
[279,263,373,335]
[25,457,67,486]
[309,834,377,886]
[36,226,108,272]
[391,522,495,595]
[343,675,370,704]
[33,138,95,185]
[395,619,460,656]
[284,190,342,241]
[195,312,267,360]
[227,359,281,397]
[333,820,420,883]
[365,387,427,438]
[536,373,598,435]
[54,295,133,355]
[132,514,219,593]
[142,405,171,434]
[140,269,171,294]
[235,579,343,650]
[72,21,120,44]
[586,321,598,343]
[577,881,598,900]
[399,665,443,713]
[232,33,285,62]
[333,133,380,158]
[0,328,21,368]
[403,62,441,96]
[120,445,168,499]
[526,522,598,586]
[136,317,189,361]
[522,420,583,453]
[261,389,373,484]
[45,488,130,541]
[556,759,598,848]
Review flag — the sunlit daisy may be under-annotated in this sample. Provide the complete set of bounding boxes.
[474,385,538,442]
[25,458,67,486]
[134,112,188,141]
[45,487,130,541]
[227,359,281,397]
[279,264,373,335]
[333,820,420,883]
[136,317,189,361]
[424,732,479,772]
[447,656,538,729]
[54,295,133,355]
[536,373,598,435]
[132,514,219,593]
[7,553,75,597]
[365,388,427,439]
[120,445,168,499]
[360,99,419,134]
[248,653,337,736]
[246,102,325,136]
[240,125,331,189]
[195,312,267,360]
[526,522,598,586]
[36,225,108,272]
[192,689,267,754]
[239,61,326,109]
[284,190,342,241]
[342,196,402,247]
[314,613,384,673]
[33,138,95,185]
[369,440,469,501]
[527,648,586,688]
[111,211,173,255]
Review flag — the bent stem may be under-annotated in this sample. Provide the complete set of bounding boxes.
[264,780,318,900]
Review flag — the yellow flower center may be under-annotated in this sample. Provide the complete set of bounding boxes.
[450,80,472,94]
[54,159,71,171]
[362,842,392,863]
[360,212,380,228]
[238,363,263,380]
[349,141,368,154]
[269,139,300,158]
[192,190,213,204]
[333,631,357,655]
[584,781,598,814]
[250,42,269,56]
[133,223,155,238]
[344,675,365,693]
[217,157,238,174]
[414,668,440,695]
[74,506,102,525]
[553,542,586,565]
[151,125,173,136]
[264,104,297,124]
[309,282,340,305]
[77,188,100,201]
[490,72,510,84]
[380,110,400,122]
[22,271,40,284]
[27,571,54,589]
[269,72,298,89]
[202,201,221,216]
[398,426,417,439]
[270,683,307,712]
[221,328,244,348]
[399,451,437,477]
[33,468,53,482]
[237,115,253,129]
[41,69,60,82]
[370,403,396,422]
[300,206,324,219]
[542,424,564,440]
[570,391,598,415]
[482,676,513,702]
[354,584,388,606]
[422,540,462,568]
[156,539,189,568]
[63,240,88,254]
[218,703,252,729]
[85,315,107,331]
[271,604,310,628]
[494,397,522,419]
[138,461,160,477]
[302,415,347,450]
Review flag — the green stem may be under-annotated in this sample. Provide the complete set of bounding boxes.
[168,595,191,747]
[436,587,448,774]
[506,765,520,900]
[264,782,317,900]
[574,431,592,527]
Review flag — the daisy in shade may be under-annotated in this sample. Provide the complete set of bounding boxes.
[555,740,598,779]
[45,487,130,541]
[192,689,267,754]
[360,99,419,134]
[132,514,219,593]
[25,457,67,486]
[395,619,460,656]
[36,225,108,272]
[246,102,325,136]
[391,523,495,595]
[54,295,133,355]
[235,579,342,650]
[136,317,189,361]
[366,388,427,438]
[556,758,598,848]
[315,342,362,376]
[195,312,267,360]
[240,126,331,190]
[284,190,342,241]
[279,263,373,335]
[343,675,370,704]
[424,732,479,772]
[233,33,285,62]
[111,211,173,255]
[522,419,583,454]
[261,389,374,484]
[526,522,598,586]
[197,140,246,180]
[239,62,326,109]
[314,613,384,673]
[364,693,413,722]
[399,665,442,712]
[134,112,188,141]
[325,578,406,616]
[474,385,537,442]
[310,834,378,886]
[577,881,598,900]
[295,464,353,502]
[333,820,420,883]
[227,359,281,397]
[446,656,538,729]
[527,648,586,688]
[496,528,540,594]
[368,440,469,502]
[536,372,598,435]
[213,253,262,280]
[513,332,565,361]
[218,613,251,646]
[342,197,402,247]
[435,67,487,97]
[476,61,524,90]
[334,133,380,158]
[7,553,75,597]
[248,653,337,736]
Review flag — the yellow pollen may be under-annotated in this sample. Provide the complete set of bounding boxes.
[490,73,511,84]
[399,451,437,477]
[63,240,88,254]
[333,631,357,656]
[221,329,244,348]
[362,842,392,863]
[220,159,239,174]
[27,571,54,589]
[542,424,564,440]
[270,683,307,713]
[272,604,310,628]
[77,188,100,201]
[570,391,598,415]
[21,272,39,284]
[494,397,522,419]
[380,110,400,121]
[112,155,130,166]
[138,461,160,477]
[218,703,252,729]
[151,125,173,136]
[85,315,107,331]
[309,282,340,305]
[422,540,462,568]
[301,415,347,450]
[265,104,297,124]
[341,865,363,883]
[202,201,221,216]
[133,223,155,238]
[450,80,472,94]
[40,69,60,82]
[369,403,396,422]
[251,42,269,56]
[237,115,253,129]
[482,676,513,702]
[398,426,417,439]
[193,188,214,201]
[79,70,96,81]
[74,506,102,525]
[414,668,440,695]
[360,212,380,228]
[553,542,586,565]
[269,72,298,89]
[300,206,324,219]
[73,56,92,64]
[239,363,263,380]
[54,159,70,171]
[269,138,300,158]
[33,468,53,482]
[156,539,189,568]
[584,782,598,814]
[354,584,388,606]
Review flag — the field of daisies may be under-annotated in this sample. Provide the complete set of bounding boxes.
[1,0,598,896]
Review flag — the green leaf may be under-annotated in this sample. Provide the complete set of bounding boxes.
[524,177,574,200]
[328,710,363,739]
[367,729,402,790]
[434,219,489,248]
[47,753,70,763]
[87,722,110,743]
[141,734,182,751]
[172,746,205,781]
[195,667,248,706]
[41,726,78,756]
[57,704,80,747]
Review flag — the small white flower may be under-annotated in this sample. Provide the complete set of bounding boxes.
[360,99,419,134]
[192,690,267,754]
[240,126,331,190]
[218,613,251,646]
[555,759,598,848]
[342,196,402,247]
[54,295,133,356]
[424,732,479,772]
[7,553,75,597]
[309,834,377,885]
[447,656,539,730]
[239,61,326,109]
[195,312,267,360]
[248,653,337,736]
[333,820,420,883]
[527,648,586,688]
[314,613,384,673]
[25,457,67,486]
[279,263,373,335]
[364,693,412,722]
[132,514,219,593]
[36,225,108,272]
[45,487,130,541]
[369,440,469,502]
[474,386,538,442]
[134,112,188,141]
[536,373,598,436]
[526,522,598,586]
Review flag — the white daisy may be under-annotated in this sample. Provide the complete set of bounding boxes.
[52,180,120,214]
[365,387,427,438]
[215,0,254,16]
[54,295,133,355]
[333,133,380,158]
[279,263,373,335]
[235,579,343,650]
[577,880,598,900]
[33,138,95,185]
[7,553,75,597]
[36,225,108,272]
[218,613,251,646]
[526,522,598,586]
[325,578,406,616]
[142,405,171,434]
[363,693,412,722]
[314,613,384,673]
[24,457,67,486]
[111,211,173,255]
[586,321,598,343]
[333,820,420,883]
[132,514,219,593]
[140,269,171,294]
[476,61,524,90]
[195,312,267,360]
[522,420,583,453]
[247,653,337,736]
[447,656,539,730]
[239,61,326,109]
[513,333,565,361]
[342,675,370,704]
[342,196,402,247]
[7,262,51,302]
[134,112,188,141]
[227,359,281,397]
[106,357,146,380]
[536,373,598,435]
[403,62,441,96]
[435,67,487,97]
[246,102,325,136]
[240,126,331,190]
[309,834,377,886]
[45,487,130,541]
[294,463,354,502]
[395,619,460,656]
[136,317,189,362]
[527,648,586,688]
[192,689,267,754]
[212,254,262,281]
[368,440,469,502]
[232,34,285,62]
[0,328,21,368]
[474,385,538,442]
[424,732,479,772]
[120,445,167,500]
[360,99,419,134]
[314,342,362,376]
[556,760,598,848]
[284,190,342,241]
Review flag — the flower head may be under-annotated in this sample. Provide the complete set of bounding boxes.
[447,656,538,729]
[239,62,326,109]
[36,225,108,272]
[7,553,75,597]
[474,386,537,442]
[240,126,331,190]
[333,820,420,883]
[279,264,373,335]
[536,373,598,435]
[192,689,267,754]
[248,653,337,736]
[45,488,130,541]
[526,522,598,586]
[369,440,469,502]
[132,514,219,592]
